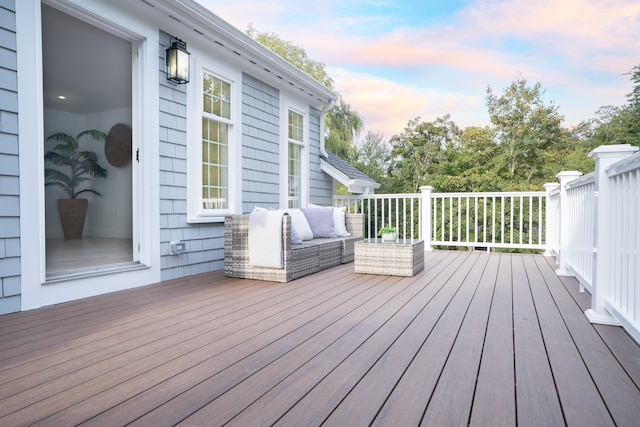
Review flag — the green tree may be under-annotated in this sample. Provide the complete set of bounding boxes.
[431,126,505,192]
[387,115,461,192]
[486,77,565,184]
[246,24,333,89]
[624,64,640,145]
[354,131,390,186]
[575,66,640,150]
[324,97,363,161]
[247,25,363,161]
[588,105,637,147]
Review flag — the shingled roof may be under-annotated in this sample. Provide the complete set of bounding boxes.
[320,151,380,194]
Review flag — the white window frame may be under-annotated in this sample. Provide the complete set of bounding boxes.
[187,58,242,222]
[280,98,309,208]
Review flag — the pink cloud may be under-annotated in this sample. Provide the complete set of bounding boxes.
[328,67,487,139]
[203,0,640,136]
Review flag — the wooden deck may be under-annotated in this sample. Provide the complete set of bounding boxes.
[1,251,639,426]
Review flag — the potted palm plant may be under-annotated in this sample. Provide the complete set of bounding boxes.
[44,129,108,239]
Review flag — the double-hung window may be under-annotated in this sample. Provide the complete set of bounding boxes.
[188,62,239,222]
[201,72,231,211]
[287,109,304,208]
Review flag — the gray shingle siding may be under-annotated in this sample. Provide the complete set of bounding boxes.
[0,0,19,314]
[241,73,280,212]
[308,107,333,205]
[158,32,223,281]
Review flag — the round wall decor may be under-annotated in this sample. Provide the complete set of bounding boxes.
[105,123,132,167]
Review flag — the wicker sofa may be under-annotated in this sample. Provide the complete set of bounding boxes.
[224,213,365,282]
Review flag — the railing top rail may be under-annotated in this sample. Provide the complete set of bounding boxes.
[432,191,546,198]
[565,172,596,190]
[606,150,640,178]
[334,193,422,200]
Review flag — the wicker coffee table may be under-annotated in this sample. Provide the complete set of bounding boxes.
[354,239,425,276]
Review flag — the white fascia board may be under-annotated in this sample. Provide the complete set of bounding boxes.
[144,0,337,107]
[350,179,381,190]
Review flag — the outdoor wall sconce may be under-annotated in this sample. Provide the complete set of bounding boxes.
[166,38,190,84]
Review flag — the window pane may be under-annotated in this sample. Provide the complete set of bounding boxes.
[220,143,228,165]
[210,165,218,186]
[220,100,230,119]
[202,143,209,164]
[202,164,208,186]
[288,110,303,143]
[202,118,209,141]
[204,74,213,94]
[288,142,301,208]
[213,98,221,117]
[220,122,228,143]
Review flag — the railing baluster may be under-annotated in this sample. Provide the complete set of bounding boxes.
[492,196,496,244]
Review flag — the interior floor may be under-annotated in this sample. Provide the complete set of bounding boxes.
[46,237,134,277]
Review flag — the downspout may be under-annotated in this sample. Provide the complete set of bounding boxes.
[319,97,337,158]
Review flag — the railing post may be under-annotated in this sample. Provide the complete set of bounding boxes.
[543,182,560,257]
[585,144,639,325]
[555,171,582,276]
[420,186,433,251]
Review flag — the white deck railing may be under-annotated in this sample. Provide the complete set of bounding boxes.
[564,172,596,293]
[430,192,545,250]
[334,193,423,240]
[333,144,640,343]
[334,190,546,251]
[598,148,640,340]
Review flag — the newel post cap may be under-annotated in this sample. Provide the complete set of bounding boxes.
[588,144,638,160]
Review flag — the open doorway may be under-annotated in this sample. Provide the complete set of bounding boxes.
[42,4,135,279]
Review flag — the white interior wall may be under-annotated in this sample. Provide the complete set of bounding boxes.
[44,107,132,238]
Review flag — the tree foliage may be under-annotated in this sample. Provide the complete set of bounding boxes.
[247,25,363,161]
[385,76,615,193]
[247,24,334,90]
[353,131,390,187]
[387,115,460,192]
[324,98,363,161]
[486,77,565,184]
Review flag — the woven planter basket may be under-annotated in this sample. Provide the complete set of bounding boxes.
[57,199,88,239]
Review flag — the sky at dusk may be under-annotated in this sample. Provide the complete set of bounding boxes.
[202,0,640,141]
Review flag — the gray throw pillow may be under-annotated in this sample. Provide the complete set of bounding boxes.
[290,224,303,244]
[301,207,337,238]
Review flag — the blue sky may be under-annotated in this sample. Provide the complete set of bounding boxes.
[202,0,640,140]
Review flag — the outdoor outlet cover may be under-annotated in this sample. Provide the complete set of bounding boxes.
[170,241,186,255]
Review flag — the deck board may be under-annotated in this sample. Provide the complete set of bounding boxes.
[33,269,386,426]
[511,254,565,426]
[1,251,639,427]
[523,255,614,426]
[469,252,516,427]
[534,256,640,426]
[420,251,500,426]
[369,252,486,426]
[271,251,469,427]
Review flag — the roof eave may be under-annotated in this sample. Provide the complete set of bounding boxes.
[143,0,337,107]
[320,158,380,194]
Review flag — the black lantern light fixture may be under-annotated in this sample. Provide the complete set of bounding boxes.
[166,37,190,84]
